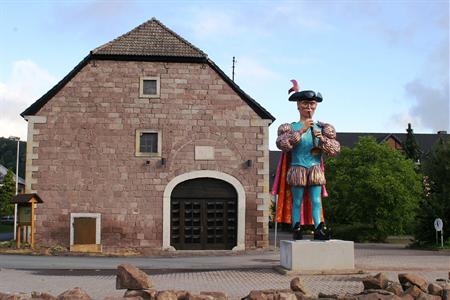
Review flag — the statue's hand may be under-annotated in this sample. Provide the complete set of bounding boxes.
[314,130,324,142]
[303,118,314,129]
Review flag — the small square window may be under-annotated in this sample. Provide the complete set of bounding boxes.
[136,129,162,157]
[140,76,160,98]
[140,132,158,153]
[143,80,157,95]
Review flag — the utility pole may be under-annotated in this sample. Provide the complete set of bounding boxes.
[232,56,236,82]
[8,136,20,240]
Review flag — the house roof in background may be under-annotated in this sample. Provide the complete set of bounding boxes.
[336,132,447,154]
[0,164,25,185]
[21,18,275,122]
[269,132,448,189]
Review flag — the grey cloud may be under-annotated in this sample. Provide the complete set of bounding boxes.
[405,79,449,132]
[404,39,450,132]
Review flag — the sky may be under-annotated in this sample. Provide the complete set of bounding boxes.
[0,0,449,150]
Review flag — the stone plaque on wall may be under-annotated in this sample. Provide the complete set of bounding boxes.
[195,146,215,160]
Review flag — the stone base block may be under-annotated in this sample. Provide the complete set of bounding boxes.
[280,239,354,272]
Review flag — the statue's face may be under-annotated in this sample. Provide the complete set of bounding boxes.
[297,100,318,118]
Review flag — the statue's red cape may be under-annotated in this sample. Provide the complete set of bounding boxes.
[271,152,326,225]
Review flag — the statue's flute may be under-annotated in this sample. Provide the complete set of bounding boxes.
[308,111,322,155]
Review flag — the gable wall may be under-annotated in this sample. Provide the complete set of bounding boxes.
[29,60,271,253]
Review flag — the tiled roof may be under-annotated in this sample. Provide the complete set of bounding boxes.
[11,193,43,204]
[22,18,275,122]
[92,18,206,58]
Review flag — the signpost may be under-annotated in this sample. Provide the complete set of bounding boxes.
[434,218,443,248]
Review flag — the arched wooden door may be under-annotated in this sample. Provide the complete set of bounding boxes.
[170,178,237,250]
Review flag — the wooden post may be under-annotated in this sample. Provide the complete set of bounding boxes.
[31,201,35,248]
[16,224,21,248]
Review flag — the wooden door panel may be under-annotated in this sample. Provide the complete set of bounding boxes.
[170,178,237,250]
[74,217,96,245]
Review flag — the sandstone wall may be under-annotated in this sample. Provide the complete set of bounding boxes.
[27,60,271,253]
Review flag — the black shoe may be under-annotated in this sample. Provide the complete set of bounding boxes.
[292,222,303,240]
[314,222,331,240]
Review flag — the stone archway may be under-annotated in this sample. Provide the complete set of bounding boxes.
[163,170,245,251]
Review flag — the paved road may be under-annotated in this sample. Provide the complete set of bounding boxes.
[0,243,449,299]
[0,243,449,272]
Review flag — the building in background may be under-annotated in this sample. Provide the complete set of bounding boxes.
[269,131,449,191]
[0,164,25,194]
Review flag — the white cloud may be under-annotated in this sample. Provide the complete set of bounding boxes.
[272,3,334,32]
[190,10,235,39]
[233,57,281,87]
[0,60,56,140]
[390,111,424,132]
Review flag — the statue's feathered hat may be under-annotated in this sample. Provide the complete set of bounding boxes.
[288,80,323,102]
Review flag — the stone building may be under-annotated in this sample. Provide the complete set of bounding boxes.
[21,18,275,253]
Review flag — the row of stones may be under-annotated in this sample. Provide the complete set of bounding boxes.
[2,264,449,300]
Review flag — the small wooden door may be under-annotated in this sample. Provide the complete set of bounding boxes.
[73,217,96,244]
[171,178,237,250]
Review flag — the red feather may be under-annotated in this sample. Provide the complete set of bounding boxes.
[288,79,299,94]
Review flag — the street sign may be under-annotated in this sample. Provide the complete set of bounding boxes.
[434,218,444,247]
[434,218,443,231]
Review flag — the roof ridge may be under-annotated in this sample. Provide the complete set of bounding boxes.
[92,18,207,58]
[151,18,207,57]
[92,18,155,54]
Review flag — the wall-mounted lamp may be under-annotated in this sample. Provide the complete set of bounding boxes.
[160,157,166,166]
[145,160,151,165]
[245,159,252,168]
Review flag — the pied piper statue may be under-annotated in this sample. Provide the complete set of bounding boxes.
[272,80,340,240]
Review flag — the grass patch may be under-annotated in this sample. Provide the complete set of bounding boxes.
[0,224,13,234]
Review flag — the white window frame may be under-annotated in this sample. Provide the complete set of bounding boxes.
[135,129,162,157]
[139,76,160,98]
[70,213,101,246]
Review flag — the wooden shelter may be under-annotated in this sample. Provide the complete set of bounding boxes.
[10,193,43,248]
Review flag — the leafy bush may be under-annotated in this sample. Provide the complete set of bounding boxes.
[414,138,450,245]
[324,137,423,241]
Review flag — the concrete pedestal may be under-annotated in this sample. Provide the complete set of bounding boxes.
[280,239,354,272]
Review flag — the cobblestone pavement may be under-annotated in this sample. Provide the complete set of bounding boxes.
[0,268,448,300]
[0,242,449,300]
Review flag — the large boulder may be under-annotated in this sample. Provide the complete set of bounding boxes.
[56,287,92,300]
[199,292,228,300]
[277,292,296,300]
[156,291,177,300]
[0,293,26,300]
[356,293,401,300]
[124,289,157,299]
[362,273,390,291]
[398,274,428,292]
[31,292,57,300]
[243,291,268,300]
[385,283,403,296]
[402,285,422,298]
[427,283,443,296]
[116,264,153,290]
[290,277,309,295]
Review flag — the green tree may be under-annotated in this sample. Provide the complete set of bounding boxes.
[0,137,26,179]
[414,137,450,244]
[403,123,421,162]
[324,137,423,241]
[0,169,15,216]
